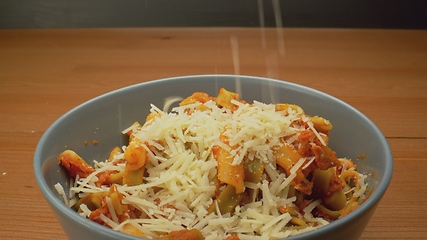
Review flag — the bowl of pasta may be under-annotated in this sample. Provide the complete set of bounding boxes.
[34,75,392,240]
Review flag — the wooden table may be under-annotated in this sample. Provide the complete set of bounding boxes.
[0,28,426,239]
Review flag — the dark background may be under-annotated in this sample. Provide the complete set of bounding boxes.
[1,0,426,29]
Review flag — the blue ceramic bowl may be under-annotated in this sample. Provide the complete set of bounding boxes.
[34,75,393,240]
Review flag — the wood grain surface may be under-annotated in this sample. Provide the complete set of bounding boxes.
[0,27,426,239]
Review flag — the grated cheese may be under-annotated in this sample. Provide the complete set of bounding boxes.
[133,99,304,238]
[303,115,327,146]
[99,213,119,229]
[54,183,69,207]
[56,95,370,240]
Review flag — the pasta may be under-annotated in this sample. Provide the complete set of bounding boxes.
[57,88,369,240]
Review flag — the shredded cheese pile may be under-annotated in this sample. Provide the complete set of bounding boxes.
[59,97,368,240]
